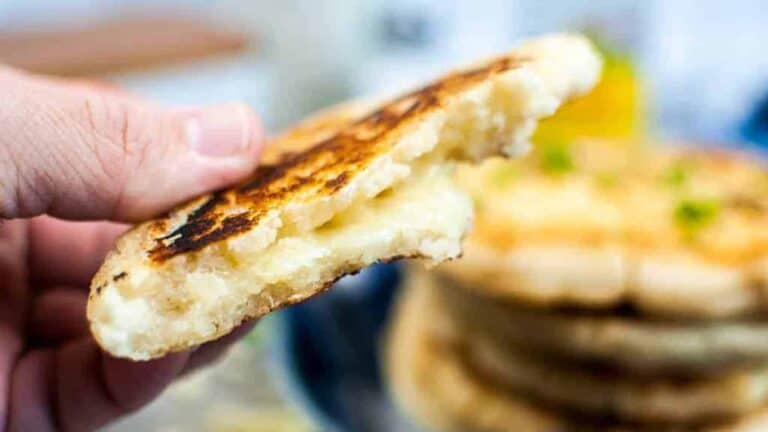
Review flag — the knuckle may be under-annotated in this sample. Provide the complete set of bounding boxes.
[79,95,158,177]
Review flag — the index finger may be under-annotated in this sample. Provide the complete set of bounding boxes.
[27,217,127,289]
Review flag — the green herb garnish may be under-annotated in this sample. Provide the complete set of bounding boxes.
[662,161,696,188]
[674,198,720,234]
[663,166,688,188]
[539,143,574,175]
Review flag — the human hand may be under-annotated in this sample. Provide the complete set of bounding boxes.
[0,66,264,431]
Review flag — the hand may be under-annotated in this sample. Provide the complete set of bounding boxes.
[0,66,264,431]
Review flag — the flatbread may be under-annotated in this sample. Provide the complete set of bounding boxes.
[467,334,768,424]
[385,273,768,432]
[437,274,768,375]
[438,140,768,318]
[88,34,601,360]
[384,270,563,432]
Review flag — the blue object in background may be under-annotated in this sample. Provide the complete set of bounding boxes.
[274,263,415,432]
[741,90,768,150]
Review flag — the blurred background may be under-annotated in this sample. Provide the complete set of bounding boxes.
[4,0,768,144]
[2,1,768,430]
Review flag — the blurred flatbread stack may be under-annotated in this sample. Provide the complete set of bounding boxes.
[386,139,768,431]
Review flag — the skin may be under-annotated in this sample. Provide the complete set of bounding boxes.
[0,65,265,431]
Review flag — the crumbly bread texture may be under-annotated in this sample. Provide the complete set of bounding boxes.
[88,33,601,360]
[385,272,768,432]
[439,273,768,375]
[439,140,768,318]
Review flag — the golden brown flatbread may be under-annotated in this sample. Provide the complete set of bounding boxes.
[439,140,768,318]
[88,34,601,360]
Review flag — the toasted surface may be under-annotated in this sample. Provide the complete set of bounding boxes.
[438,140,768,318]
[386,273,768,432]
[88,33,601,359]
[437,273,768,375]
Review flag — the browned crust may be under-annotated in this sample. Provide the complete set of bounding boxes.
[146,56,526,263]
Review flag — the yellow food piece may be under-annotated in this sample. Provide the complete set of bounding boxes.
[533,42,645,145]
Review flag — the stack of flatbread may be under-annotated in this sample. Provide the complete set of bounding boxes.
[387,139,768,431]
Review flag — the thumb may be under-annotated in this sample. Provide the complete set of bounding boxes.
[0,67,264,222]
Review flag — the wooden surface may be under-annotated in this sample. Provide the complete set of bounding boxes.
[0,16,250,77]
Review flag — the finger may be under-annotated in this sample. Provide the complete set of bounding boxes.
[0,220,29,323]
[27,288,89,345]
[0,328,22,432]
[100,350,189,413]
[8,341,191,432]
[10,317,252,431]
[0,220,28,429]
[27,217,126,288]
[0,66,264,222]
[8,350,57,432]
[54,339,189,431]
[183,320,257,375]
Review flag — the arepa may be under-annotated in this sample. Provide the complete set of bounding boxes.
[438,274,768,375]
[467,335,768,424]
[386,272,768,432]
[439,140,768,318]
[88,33,601,360]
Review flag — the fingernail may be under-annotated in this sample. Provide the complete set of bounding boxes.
[185,103,253,157]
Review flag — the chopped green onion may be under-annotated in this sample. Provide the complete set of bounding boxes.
[662,163,693,188]
[674,198,720,233]
[539,143,574,175]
